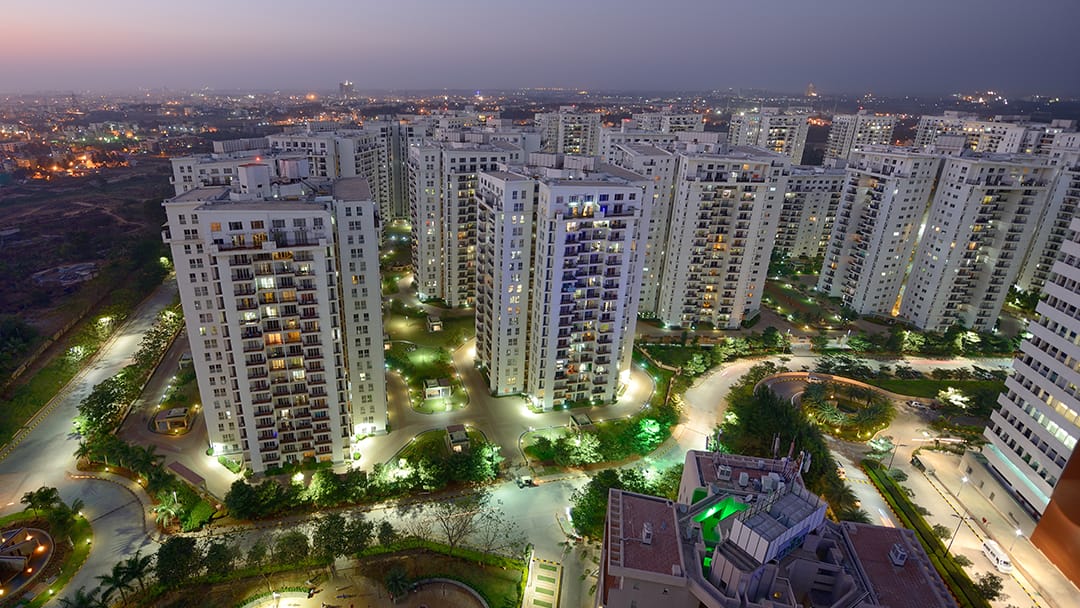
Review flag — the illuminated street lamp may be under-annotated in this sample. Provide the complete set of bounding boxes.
[956,475,969,497]
[1010,528,1023,551]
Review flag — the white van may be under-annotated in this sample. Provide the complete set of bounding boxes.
[982,539,1013,573]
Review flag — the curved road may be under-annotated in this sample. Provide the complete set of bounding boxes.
[0,280,178,605]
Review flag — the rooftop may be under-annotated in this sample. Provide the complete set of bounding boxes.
[333,177,373,201]
[845,523,958,608]
[607,490,683,577]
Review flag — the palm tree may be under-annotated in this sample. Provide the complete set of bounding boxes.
[74,441,95,465]
[128,445,162,476]
[21,487,60,516]
[154,492,182,528]
[58,586,103,608]
[384,567,410,602]
[97,561,134,606]
[122,551,154,594]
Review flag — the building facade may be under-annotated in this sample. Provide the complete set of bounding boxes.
[817,148,940,317]
[824,111,896,166]
[776,167,845,260]
[536,107,602,156]
[658,145,790,329]
[983,216,1080,516]
[408,141,522,307]
[162,174,386,473]
[900,154,1055,332]
[728,109,809,164]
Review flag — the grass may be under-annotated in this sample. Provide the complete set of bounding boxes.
[764,280,833,319]
[414,385,469,414]
[24,517,94,608]
[864,378,1004,399]
[0,320,109,446]
[386,313,475,349]
[359,542,524,608]
[396,429,485,464]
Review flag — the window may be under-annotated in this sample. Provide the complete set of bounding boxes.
[228,221,243,231]
[209,222,221,232]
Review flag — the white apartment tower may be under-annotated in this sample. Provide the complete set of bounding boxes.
[607,144,678,315]
[900,154,1056,332]
[408,141,522,307]
[824,111,896,166]
[631,110,704,133]
[162,173,386,473]
[1017,138,1080,292]
[527,168,650,409]
[728,108,809,163]
[658,146,791,329]
[983,217,1080,515]
[536,107,602,156]
[474,171,536,395]
[777,167,846,260]
[817,149,940,317]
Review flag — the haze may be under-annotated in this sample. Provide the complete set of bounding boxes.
[3,0,1079,96]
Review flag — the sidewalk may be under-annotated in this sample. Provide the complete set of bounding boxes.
[918,450,1077,608]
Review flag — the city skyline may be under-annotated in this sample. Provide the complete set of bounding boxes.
[3,0,1080,96]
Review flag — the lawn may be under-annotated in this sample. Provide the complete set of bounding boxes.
[386,313,475,349]
[763,280,841,327]
[865,378,1005,399]
[414,385,469,414]
[0,319,110,446]
[359,548,523,608]
[395,428,486,464]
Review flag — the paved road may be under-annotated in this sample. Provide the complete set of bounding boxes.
[0,279,178,606]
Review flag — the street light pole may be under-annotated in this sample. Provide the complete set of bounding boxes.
[947,514,969,553]
[887,443,908,469]
[956,475,969,498]
[1010,528,1023,551]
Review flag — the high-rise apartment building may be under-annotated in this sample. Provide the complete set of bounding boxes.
[607,144,678,315]
[817,148,940,317]
[900,154,1055,332]
[728,108,809,163]
[473,163,650,409]
[407,141,523,307]
[658,145,790,329]
[1017,137,1080,292]
[599,128,723,163]
[162,173,386,473]
[982,217,1080,516]
[536,106,602,156]
[631,110,704,133]
[776,167,846,260]
[824,111,896,166]
[474,171,536,396]
[526,166,650,409]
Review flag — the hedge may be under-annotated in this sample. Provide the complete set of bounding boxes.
[862,460,989,608]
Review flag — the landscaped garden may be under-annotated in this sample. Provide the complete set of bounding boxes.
[763,279,852,329]
[385,303,475,349]
[385,342,468,412]
[800,381,895,441]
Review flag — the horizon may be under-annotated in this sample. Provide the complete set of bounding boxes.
[3,0,1079,97]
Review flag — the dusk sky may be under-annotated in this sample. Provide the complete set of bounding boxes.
[4,0,1080,96]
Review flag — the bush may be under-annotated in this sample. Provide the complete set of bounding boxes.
[218,455,243,474]
[182,500,215,531]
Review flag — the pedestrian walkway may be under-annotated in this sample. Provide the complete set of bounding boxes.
[525,557,562,608]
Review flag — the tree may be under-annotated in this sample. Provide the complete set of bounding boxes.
[96,560,134,606]
[203,540,239,576]
[246,539,268,568]
[932,524,953,540]
[58,586,103,608]
[974,572,1004,602]
[153,491,182,528]
[21,486,61,515]
[155,536,202,588]
[121,550,154,594]
[313,513,350,562]
[377,521,398,546]
[472,500,527,557]
[46,497,83,544]
[810,334,830,352]
[937,387,971,410]
[430,490,490,554]
[344,515,375,556]
[384,567,410,601]
[304,469,345,507]
[570,469,628,538]
[273,529,310,565]
[224,479,260,519]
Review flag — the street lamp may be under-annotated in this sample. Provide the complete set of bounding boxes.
[887,443,908,469]
[956,475,969,498]
[947,514,971,553]
[1010,528,1023,551]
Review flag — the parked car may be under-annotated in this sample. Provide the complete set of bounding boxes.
[517,476,537,488]
[906,400,928,410]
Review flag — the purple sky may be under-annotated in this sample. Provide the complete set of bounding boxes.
[4,0,1079,96]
